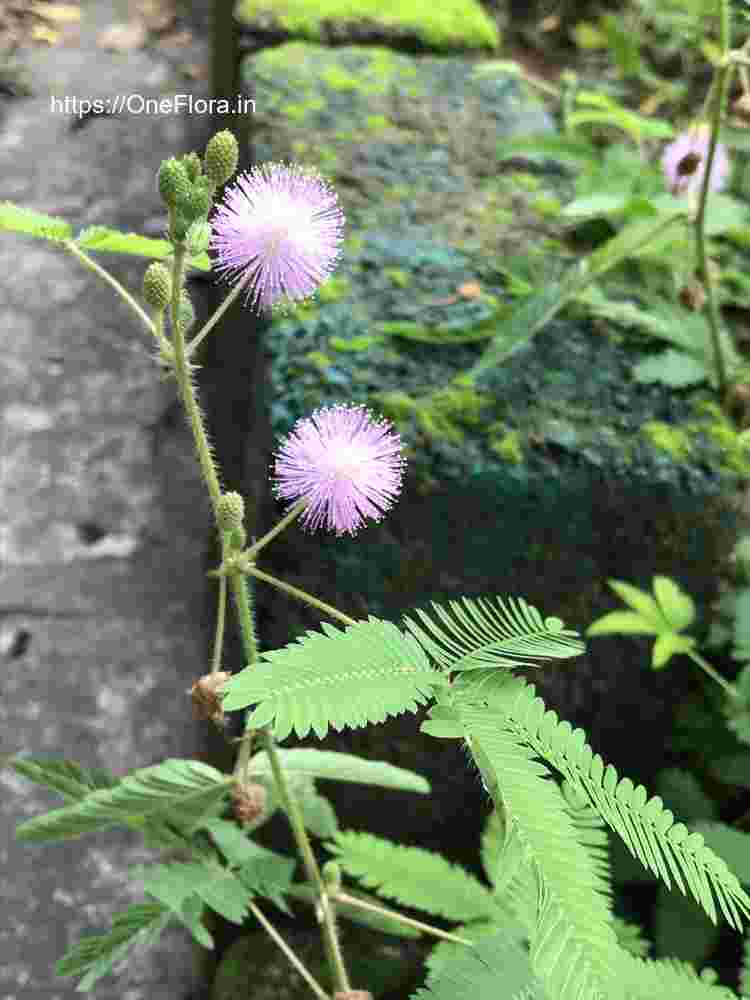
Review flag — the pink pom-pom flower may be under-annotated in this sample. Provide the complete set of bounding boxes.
[209,162,345,311]
[272,405,406,537]
[661,123,730,197]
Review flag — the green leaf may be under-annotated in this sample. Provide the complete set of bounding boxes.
[75,225,211,271]
[586,611,659,636]
[221,617,445,740]
[693,822,750,884]
[55,902,172,991]
[612,916,651,958]
[15,758,230,842]
[495,132,600,169]
[632,350,708,388]
[402,594,584,672]
[296,781,339,838]
[586,213,686,276]
[413,927,540,1000]
[0,201,72,242]
[651,632,695,670]
[12,757,118,801]
[202,818,295,912]
[247,748,430,794]
[141,860,251,924]
[562,193,633,218]
[654,884,719,963]
[326,830,499,923]
[608,579,668,629]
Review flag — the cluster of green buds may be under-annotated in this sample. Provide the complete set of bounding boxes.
[217,490,247,551]
[157,130,239,245]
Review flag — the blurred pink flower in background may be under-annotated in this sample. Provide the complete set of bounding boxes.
[210,162,345,311]
[661,123,730,197]
[272,405,406,536]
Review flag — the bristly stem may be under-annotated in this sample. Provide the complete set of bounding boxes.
[65,240,155,336]
[168,253,351,995]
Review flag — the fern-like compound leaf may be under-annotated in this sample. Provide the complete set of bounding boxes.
[15,759,231,842]
[402,594,584,672]
[621,956,738,999]
[55,902,172,991]
[12,756,118,801]
[325,830,499,924]
[740,925,750,996]
[222,618,446,740]
[412,927,541,1000]
[460,697,621,1000]
[488,676,750,930]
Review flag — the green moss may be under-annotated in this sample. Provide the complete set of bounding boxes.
[318,276,351,304]
[384,268,410,288]
[305,351,333,371]
[489,427,524,464]
[688,400,750,476]
[321,65,360,91]
[375,382,492,445]
[365,114,391,134]
[641,421,692,462]
[280,97,325,121]
[236,0,500,51]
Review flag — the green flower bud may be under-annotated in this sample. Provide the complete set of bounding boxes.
[142,262,172,310]
[204,129,239,186]
[217,491,245,534]
[182,151,202,182]
[186,220,211,256]
[176,179,211,226]
[157,157,191,208]
[322,860,342,893]
[178,290,195,333]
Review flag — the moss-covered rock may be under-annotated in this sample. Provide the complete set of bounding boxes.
[235,0,500,52]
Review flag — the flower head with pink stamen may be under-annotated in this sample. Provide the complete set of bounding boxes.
[272,405,406,537]
[209,162,345,312]
[661,123,730,198]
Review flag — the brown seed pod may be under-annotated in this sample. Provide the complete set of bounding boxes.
[189,671,230,722]
[678,281,706,312]
[231,782,268,824]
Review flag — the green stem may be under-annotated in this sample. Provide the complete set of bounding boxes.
[65,240,155,336]
[687,649,740,700]
[210,565,228,675]
[246,566,357,627]
[244,499,307,560]
[169,255,351,995]
[260,728,351,994]
[169,245,223,515]
[247,900,332,1000]
[228,571,259,668]
[185,273,250,361]
[333,891,475,946]
[695,2,735,404]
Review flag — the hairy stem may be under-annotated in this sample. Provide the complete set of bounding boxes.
[334,891,475,946]
[169,259,351,994]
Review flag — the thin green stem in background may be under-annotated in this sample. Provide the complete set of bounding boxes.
[185,272,250,360]
[247,566,358,627]
[688,649,740,700]
[694,0,736,403]
[65,240,155,336]
[210,568,228,675]
[244,499,308,560]
[248,900,332,1000]
[334,891,475,946]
